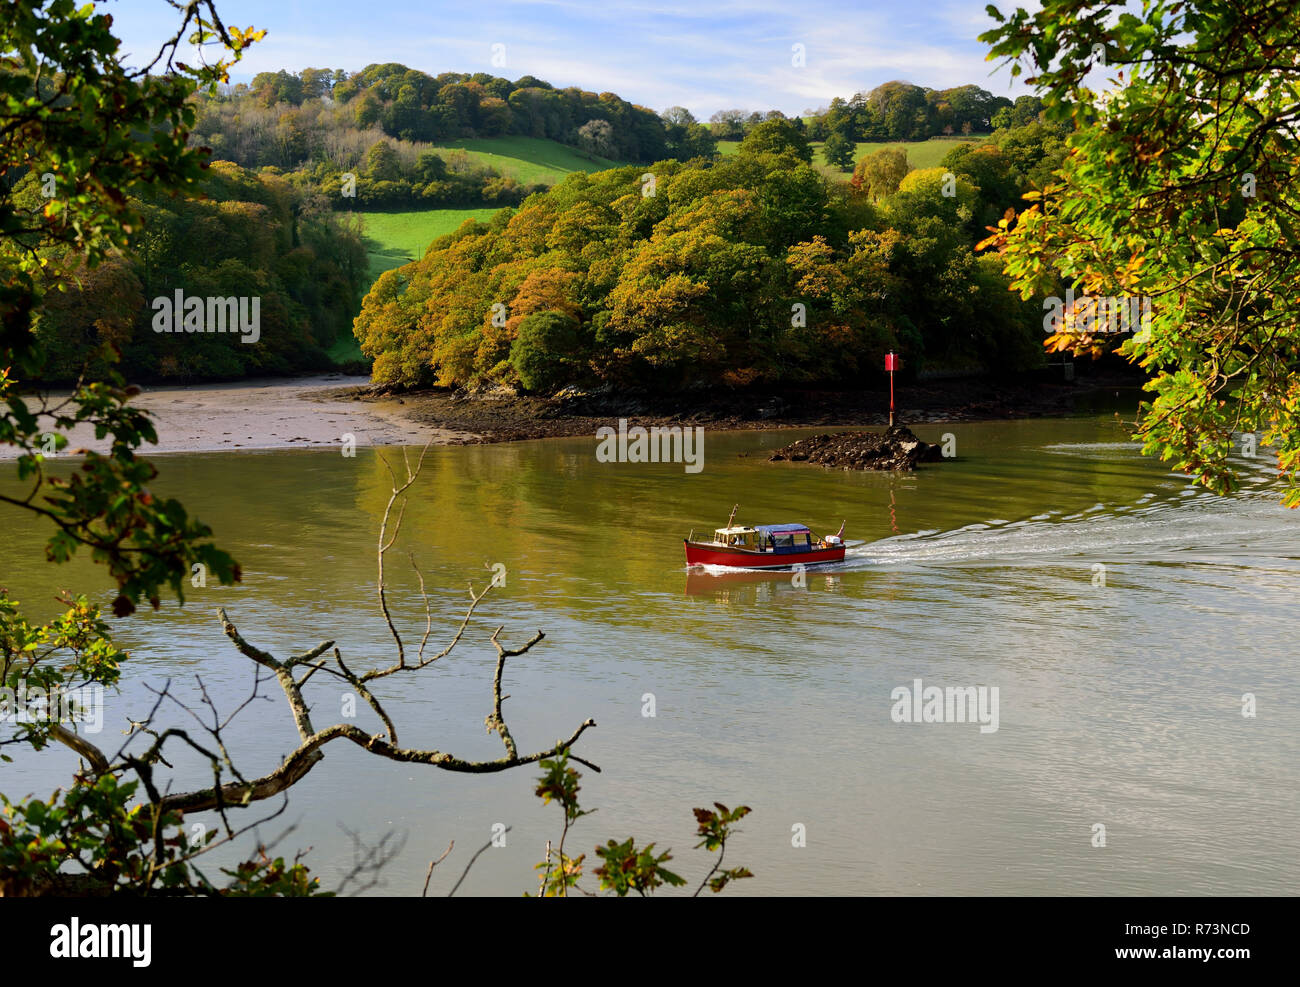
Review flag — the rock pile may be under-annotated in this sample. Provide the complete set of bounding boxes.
[768,425,944,471]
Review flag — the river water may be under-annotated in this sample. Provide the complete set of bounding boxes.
[3,414,1297,895]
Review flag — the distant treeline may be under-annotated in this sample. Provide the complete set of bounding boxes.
[189,67,1044,210]
[353,116,1068,395]
[28,162,366,381]
[711,85,1047,144]
[191,65,717,209]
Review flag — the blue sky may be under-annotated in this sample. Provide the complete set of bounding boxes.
[106,0,1030,118]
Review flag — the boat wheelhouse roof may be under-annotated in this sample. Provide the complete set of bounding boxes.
[755,523,812,535]
[715,526,757,534]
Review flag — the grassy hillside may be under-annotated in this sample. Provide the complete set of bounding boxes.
[716,136,987,175]
[359,207,504,281]
[351,138,629,282]
[328,205,505,365]
[429,136,624,185]
[335,136,628,366]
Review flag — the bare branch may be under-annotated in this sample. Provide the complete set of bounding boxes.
[449,829,510,897]
[48,723,109,774]
[157,718,598,814]
[422,840,455,897]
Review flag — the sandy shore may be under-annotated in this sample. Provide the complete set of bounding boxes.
[0,375,477,459]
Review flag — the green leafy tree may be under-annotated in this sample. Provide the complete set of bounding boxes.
[510,311,582,392]
[981,0,1300,504]
[708,108,747,141]
[852,146,912,201]
[1,0,256,617]
[822,132,856,171]
[354,128,1038,390]
[739,118,813,163]
[365,139,403,181]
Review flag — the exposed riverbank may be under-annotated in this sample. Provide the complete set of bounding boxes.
[0,371,1141,459]
[350,371,1143,444]
[0,375,473,459]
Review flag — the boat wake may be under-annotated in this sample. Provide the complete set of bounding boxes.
[844,470,1293,571]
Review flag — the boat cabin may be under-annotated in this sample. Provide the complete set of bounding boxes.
[713,525,759,548]
[711,523,816,553]
[756,523,815,553]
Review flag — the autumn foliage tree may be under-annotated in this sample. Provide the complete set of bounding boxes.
[980,0,1300,504]
[353,120,1044,392]
[851,147,911,201]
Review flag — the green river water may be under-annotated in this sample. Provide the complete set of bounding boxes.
[2,413,1297,895]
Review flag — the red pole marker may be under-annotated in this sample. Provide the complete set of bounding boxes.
[885,352,899,427]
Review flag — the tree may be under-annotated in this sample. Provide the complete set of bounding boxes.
[251,69,303,106]
[851,147,911,201]
[0,0,262,887]
[992,95,1045,131]
[511,312,582,392]
[1,0,260,617]
[365,139,403,181]
[299,67,334,100]
[576,118,615,158]
[681,123,718,160]
[739,119,813,163]
[661,107,717,160]
[352,121,1039,391]
[822,132,856,171]
[661,105,695,128]
[866,81,930,140]
[708,109,747,141]
[415,150,448,183]
[980,0,1300,505]
[940,143,1022,228]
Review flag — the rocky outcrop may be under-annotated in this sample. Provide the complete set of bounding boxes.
[768,425,944,471]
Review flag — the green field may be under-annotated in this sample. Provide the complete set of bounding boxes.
[359,206,503,281]
[716,136,987,175]
[428,136,625,185]
[335,134,629,368]
[328,206,505,365]
[356,136,630,285]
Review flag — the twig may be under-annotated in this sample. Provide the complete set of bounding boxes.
[422,840,454,897]
[448,828,510,897]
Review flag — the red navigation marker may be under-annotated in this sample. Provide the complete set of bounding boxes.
[885,352,900,426]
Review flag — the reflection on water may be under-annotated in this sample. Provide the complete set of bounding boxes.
[2,414,1297,895]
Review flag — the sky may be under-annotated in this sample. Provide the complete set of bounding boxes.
[104,0,1032,118]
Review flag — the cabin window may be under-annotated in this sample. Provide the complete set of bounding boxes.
[767,530,811,551]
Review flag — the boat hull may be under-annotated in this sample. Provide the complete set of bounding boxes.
[683,540,846,569]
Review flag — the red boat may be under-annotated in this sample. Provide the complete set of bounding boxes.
[684,506,846,570]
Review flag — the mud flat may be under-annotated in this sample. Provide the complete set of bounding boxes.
[0,375,475,459]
